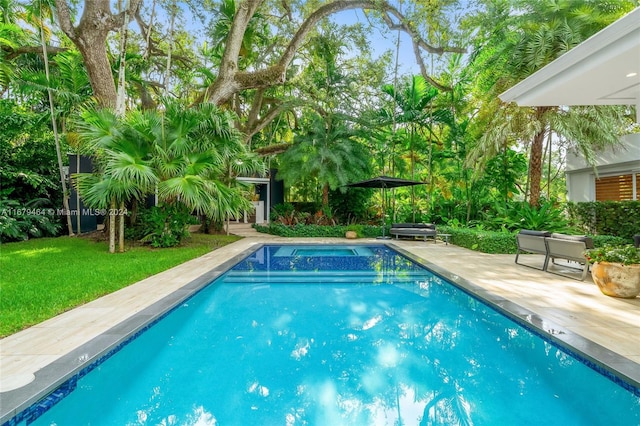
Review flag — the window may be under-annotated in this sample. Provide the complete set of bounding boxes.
[595,173,638,201]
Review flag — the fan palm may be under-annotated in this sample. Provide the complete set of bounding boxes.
[74,100,265,252]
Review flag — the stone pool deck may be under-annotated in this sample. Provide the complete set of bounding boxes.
[1,227,639,421]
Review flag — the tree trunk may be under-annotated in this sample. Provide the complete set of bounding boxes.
[77,38,117,108]
[109,198,116,253]
[322,183,329,207]
[118,201,125,252]
[39,8,75,237]
[115,0,131,115]
[528,107,550,207]
[54,0,142,108]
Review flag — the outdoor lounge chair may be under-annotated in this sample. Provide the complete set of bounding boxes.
[515,230,551,270]
[390,223,437,242]
[544,233,594,281]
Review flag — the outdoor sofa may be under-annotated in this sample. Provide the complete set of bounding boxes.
[390,223,437,242]
[515,229,594,280]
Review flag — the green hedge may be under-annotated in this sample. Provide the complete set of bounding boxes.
[253,223,383,238]
[437,226,518,254]
[590,235,629,247]
[254,224,628,254]
[567,201,639,240]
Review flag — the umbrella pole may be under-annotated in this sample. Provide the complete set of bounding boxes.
[377,187,390,240]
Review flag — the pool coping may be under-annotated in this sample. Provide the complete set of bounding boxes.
[0,247,253,425]
[392,245,640,394]
[2,241,639,424]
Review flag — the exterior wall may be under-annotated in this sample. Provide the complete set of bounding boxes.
[565,134,640,201]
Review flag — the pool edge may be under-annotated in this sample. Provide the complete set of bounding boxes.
[3,241,639,424]
[0,244,263,426]
[390,243,640,392]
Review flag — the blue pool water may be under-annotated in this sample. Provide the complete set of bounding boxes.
[13,245,640,425]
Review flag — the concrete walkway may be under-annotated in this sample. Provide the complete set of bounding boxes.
[1,226,639,421]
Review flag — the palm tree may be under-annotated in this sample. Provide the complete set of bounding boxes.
[382,75,438,177]
[74,108,156,252]
[468,0,635,206]
[381,75,450,220]
[74,101,265,252]
[277,113,371,208]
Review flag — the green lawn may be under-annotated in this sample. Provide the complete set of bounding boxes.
[0,233,241,337]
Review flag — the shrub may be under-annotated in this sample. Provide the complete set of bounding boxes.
[591,235,628,247]
[438,225,518,254]
[329,187,374,223]
[481,201,574,233]
[567,201,639,239]
[0,100,64,206]
[253,223,382,238]
[0,198,61,242]
[253,223,626,255]
[131,203,196,248]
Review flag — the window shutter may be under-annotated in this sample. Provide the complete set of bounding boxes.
[595,174,633,201]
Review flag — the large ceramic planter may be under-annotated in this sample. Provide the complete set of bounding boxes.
[591,262,640,298]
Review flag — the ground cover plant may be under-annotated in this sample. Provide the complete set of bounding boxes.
[0,233,240,337]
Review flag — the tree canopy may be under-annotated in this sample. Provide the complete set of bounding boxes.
[1,0,637,245]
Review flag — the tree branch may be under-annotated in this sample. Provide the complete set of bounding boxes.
[53,0,76,41]
[3,45,68,61]
[244,102,292,141]
[203,0,465,105]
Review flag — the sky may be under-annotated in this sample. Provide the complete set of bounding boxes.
[168,1,448,79]
[150,0,479,91]
[330,8,423,78]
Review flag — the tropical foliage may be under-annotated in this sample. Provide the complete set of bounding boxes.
[73,100,265,251]
[1,0,637,247]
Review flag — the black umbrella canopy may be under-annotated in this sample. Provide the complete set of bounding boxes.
[346,175,425,238]
[346,175,424,189]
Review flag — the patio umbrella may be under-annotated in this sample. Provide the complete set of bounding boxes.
[346,175,425,238]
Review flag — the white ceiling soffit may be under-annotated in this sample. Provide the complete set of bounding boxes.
[499,7,640,106]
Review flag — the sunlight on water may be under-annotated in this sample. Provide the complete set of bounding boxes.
[19,245,640,426]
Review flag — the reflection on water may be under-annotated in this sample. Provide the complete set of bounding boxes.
[29,245,640,425]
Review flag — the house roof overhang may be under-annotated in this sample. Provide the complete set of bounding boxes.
[498,7,640,112]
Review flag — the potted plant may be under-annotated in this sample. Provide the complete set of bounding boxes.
[345,224,363,240]
[585,244,640,298]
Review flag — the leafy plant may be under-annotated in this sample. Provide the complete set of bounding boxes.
[567,201,640,239]
[0,100,63,206]
[0,198,60,242]
[271,203,297,225]
[134,203,196,248]
[482,201,573,232]
[585,245,640,266]
[437,226,518,254]
[444,218,466,229]
[591,235,629,248]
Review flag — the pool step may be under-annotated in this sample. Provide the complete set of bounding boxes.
[221,270,432,284]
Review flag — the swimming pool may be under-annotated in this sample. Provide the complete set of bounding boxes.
[4,244,640,425]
